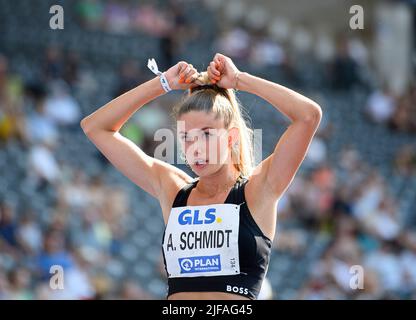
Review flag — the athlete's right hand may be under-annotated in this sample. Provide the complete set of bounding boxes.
[165,61,199,90]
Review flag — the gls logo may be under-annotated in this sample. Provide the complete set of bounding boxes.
[226,285,249,296]
[178,208,216,225]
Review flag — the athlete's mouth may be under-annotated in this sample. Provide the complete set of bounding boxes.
[194,159,209,168]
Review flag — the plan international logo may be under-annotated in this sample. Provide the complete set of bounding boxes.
[179,255,221,274]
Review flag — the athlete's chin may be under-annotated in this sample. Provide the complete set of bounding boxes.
[192,167,209,176]
[191,164,215,176]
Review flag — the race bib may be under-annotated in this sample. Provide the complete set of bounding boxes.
[163,203,241,278]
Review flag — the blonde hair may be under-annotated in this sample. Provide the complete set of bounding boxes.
[172,72,254,177]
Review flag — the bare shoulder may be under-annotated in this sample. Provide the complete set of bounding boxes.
[155,161,194,224]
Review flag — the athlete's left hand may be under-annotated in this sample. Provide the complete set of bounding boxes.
[206,53,241,89]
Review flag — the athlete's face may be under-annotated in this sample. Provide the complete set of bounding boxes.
[177,111,238,176]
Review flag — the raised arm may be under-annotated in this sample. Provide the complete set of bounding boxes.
[208,53,322,200]
[239,71,322,199]
[80,61,199,203]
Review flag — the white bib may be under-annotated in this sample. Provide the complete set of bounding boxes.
[163,203,241,278]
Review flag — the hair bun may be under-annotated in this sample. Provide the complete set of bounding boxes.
[194,71,211,86]
[189,72,231,98]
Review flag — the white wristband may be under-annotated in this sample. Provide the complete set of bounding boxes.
[147,58,172,92]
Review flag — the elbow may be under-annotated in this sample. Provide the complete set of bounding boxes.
[302,103,322,124]
[80,118,94,135]
[80,118,88,132]
[80,118,115,135]
[80,118,87,130]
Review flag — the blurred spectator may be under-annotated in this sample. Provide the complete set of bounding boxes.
[44,80,81,128]
[159,1,198,70]
[284,164,336,226]
[365,242,403,293]
[119,279,153,300]
[331,185,353,216]
[75,0,104,30]
[7,267,33,300]
[62,249,96,299]
[389,85,416,133]
[114,59,146,98]
[348,37,369,67]
[0,202,18,248]
[71,207,112,257]
[352,171,387,222]
[217,26,251,61]
[27,140,61,191]
[57,169,90,214]
[0,54,27,145]
[88,174,109,208]
[16,209,43,255]
[63,51,81,89]
[24,83,59,146]
[298,276,342,300]
[273,229,307,254]
[119,119,145,147]
[130,101,169,154]
[249,35,285,68]
[364,197,401,241]
[0,268,10,299]
[365,85,397,125]
[90,273,113,299]
[329,38,362,91]
[101,185,129,224]
[43,46,65,82]
[393,144,416,177]
[400,231,416,294]
[132,4,170,37]
[103,2,130,34]
[35,229,75,281]
[32,248,96,299]
[303,133,328,170]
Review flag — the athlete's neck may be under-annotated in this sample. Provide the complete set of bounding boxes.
[195,166,241,198]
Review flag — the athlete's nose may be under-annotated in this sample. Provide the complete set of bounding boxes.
[192,139,205,156]
[193,146,201,157]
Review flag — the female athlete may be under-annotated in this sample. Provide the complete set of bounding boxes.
[80,53,322,300]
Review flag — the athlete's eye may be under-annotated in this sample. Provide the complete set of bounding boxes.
[180,135,193,142]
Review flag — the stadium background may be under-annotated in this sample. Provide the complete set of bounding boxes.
[0,0,415,299]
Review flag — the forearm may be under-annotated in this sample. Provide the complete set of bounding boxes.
[237,72,321,123]
[81,76,165,133]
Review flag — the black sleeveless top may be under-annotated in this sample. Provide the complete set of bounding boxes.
[162,175,272,300]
